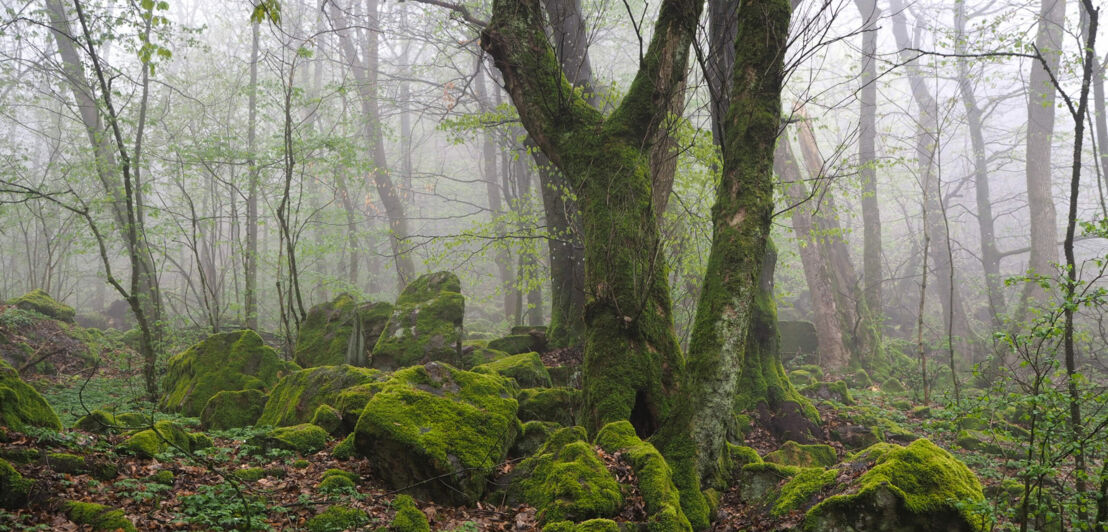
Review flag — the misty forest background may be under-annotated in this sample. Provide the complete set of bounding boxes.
[0,0,1107,529]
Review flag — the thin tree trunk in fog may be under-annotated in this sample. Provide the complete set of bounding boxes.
[399,5,415,192]
[1093,54,1108,214]
[776,140,851,370]
[514,154,544,326]
[333,0,415,289]
[854,0,883,324]
[475,66,516,322]
[955,1,1004,331]
[245,21,260,330]
[1021,0,1065,306]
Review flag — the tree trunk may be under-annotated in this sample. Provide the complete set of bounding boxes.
[854,0,883,325]
[474,64,516,321]
[245,20,261,329]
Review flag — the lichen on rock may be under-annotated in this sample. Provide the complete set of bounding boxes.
[371,271,465,370]
[294,294,392,368]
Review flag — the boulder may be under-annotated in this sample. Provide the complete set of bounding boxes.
[9,289,74,323]
[353,362,518,504]
[390,494,430,532]
[257,365,383,430]
[511,426,622,524]
[488,333,544,355]
[63,501,137,532]
[159,330,297,417]
[473,352,552,388]
[778,320,817,363]
[0,458,31,509]
[307,505,371,532]
[294,294,392,368]
[257,423,330,455]
[120,420,195,458]
[371,272,465,370]
[800,380,853,405]
[764,441,838,468]
[517,387,580,426]
[74,410,147,433]
[0,359,62,431]
[200,389,267,430]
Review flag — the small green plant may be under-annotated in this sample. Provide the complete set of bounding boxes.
[112,478,171,503]
[177,483,273,531]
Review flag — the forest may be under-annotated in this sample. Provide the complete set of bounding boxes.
[0,0,1105,529]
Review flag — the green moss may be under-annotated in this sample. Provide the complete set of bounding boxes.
[390,494,429,531]
[594,421,692,532]
[318,474,355,493]
[0,359,62,431]
[513,426,622,524]
[188,432,213,450]
[74,410,147,433]
[307,504,371,532]
[461,346,510,369]
[805,439,987,531]
[882,378,907,393]
[739,461,800,506]
[956,429,1012,457]
[234,467,267,482]
[542,519,620,532]
[200,389,267,430]
[10,289,74,322]
[295,294,392,368]
[47,452,86,474]
[846,368,872,389]
[159,330,297,417]
[372,272,465,370]
[63,500,137,531]
[764,441,837,468]
[149,470,175,485]
[311,404,343,435]
[772,467,838,516]
[511,420,558,459]
[332,433,355,460]
[518,387,580,426]
[799,380,853,406]
[257,364,381,428]
[788,369,816,387]
[353,362,519,504]
[910,405,932,418]
[322,468,359,483]
[0,458,32,509]
[488,334,541,355]
[261,423,330,455]
[474,352,552,388]
[120,420,192,458]
[727,444,762,468]
[548,366,581,388]
[0,448,39,464]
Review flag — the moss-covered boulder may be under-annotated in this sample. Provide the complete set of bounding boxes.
[488,333,544,355]
[803,439,987,531]
[800,380,853,405]
[200,389,267,430]
[0,359,62,431]
[543,519,620,532]
[332,433,355,460]
[307,504,371,532]
[511,420,559,459]
[10,289,75,323]
[518,387,580,426]
[353,362,519,504]
[772,466,839,517]
[258,364,382,430]
[63,501,137,531]
[73,410,147,433]
[0,458,31,509]
[474,352,552,388]
[511,426,622,524]
[788,369,818,387]
[595,421,691,532]
[120,420,193,458]
[778,320,817,363]
[764,441,837,468]
[159,330,297,417]
[311,404,343,435]
[47,452,87,474]
[257,423,330,455]
[295,294,393,368]
[390,494,430,532]
[739,461,801,507]
[460,345,510,369]
[371,272,465,370]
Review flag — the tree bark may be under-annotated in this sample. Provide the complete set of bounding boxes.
[474,64,516,321]
[854,0,883,323]
[245,20,261,330]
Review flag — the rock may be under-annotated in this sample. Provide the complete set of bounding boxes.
[511,426,622,524]
[390,494,430,532]
[772,467,840,517]
[311,404,343,435]
[332,433,355,460]
[63,501,137,531]
[371,272,465,370]
[882,378,907,393]
[74,410,147,433]
[258,365,382,430]
[510,420,559,459]
[956,429,1013,457]
[518,387,580,426]
[257,423,330,455]
[778,320,817,364]
[800,380,853,405]
[459,345,510,369]
[47,452,86,474]
[831,424,880,449]
[845,368,873,389]
[595,421,692,532]
[200,389,267,430]
[0,359,62,431]
[307,505,371,532]
[473,352,551,388]
[159,330,297,417]
[9,289,74,322]
[120,420,193,458]
[0,458,32,509]
[788,369,818,387]
[294,294,392,368]
[353,362,519,504]
[803,439,987,531]
[548,366,581,388]
[739,462,800,507]
[488,333,545,355]
[728,444,763,469]
[764,441,837,468]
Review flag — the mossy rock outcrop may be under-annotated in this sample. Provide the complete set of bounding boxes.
[764,441,837,468]
[294,294,392,368]
[595,421,692,531]
[0,458,32,509]
[371,272,465,370]
[200,389,267,430]
[800,380,853,405]
[73,410,147,433]
[9,289,75,323]
[390,494,430,532]
[510,426,622,524]
[474,352,552,388]
[0,359,62,431]
[353,362,519,505]
[518,387,580,426]
[307,504,371,532]
[543,519,620,532]
[511,420,560,459]
[778,320,817,363]
[159,330,297,417]
[488,333,545,355]
[120,420,195,458]
[258,364,382,430]
[63,501,137,532]
[802,439,987,531]
[256,423,330,455]
[460,345,510,369]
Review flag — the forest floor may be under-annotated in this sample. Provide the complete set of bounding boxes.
[2,345,1017,531]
